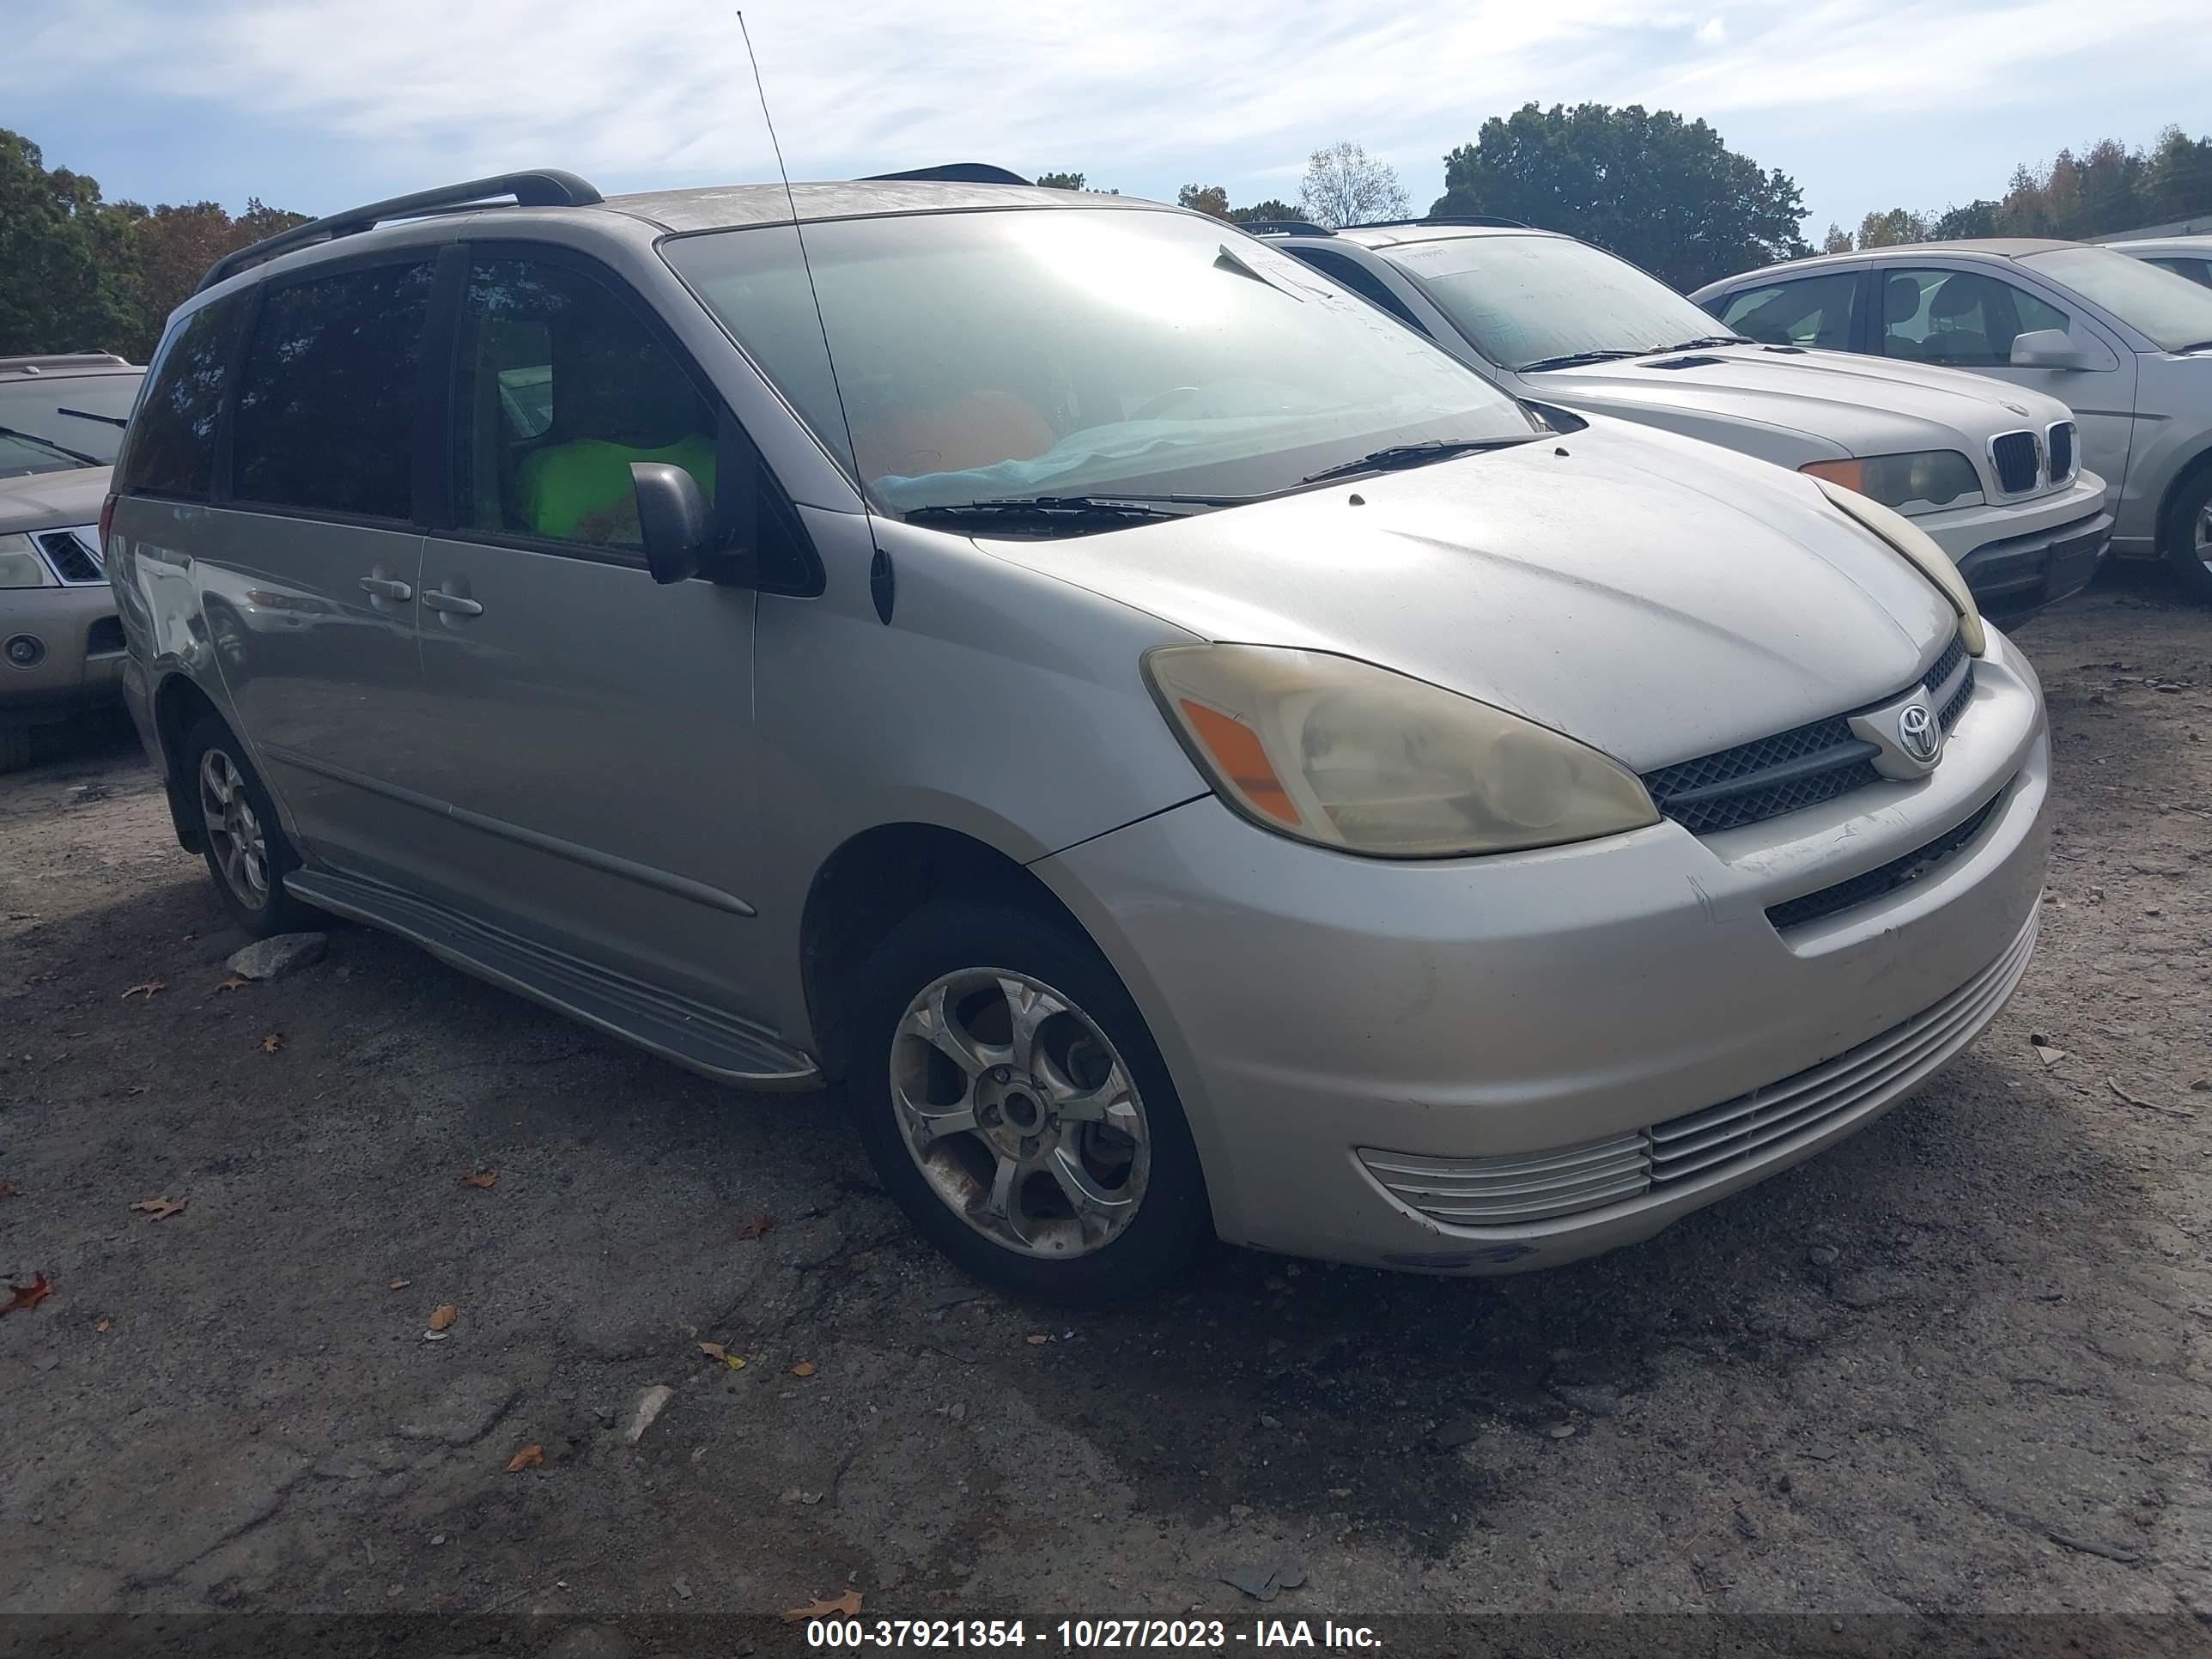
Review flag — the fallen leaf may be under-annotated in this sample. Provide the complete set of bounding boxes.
[1026,1334,1051,1346]
[3,1274,52,1317]
[130,1196,189,1222]
[215,975,251,994]
[506,1444,544,1473]
[0,1181,21,1199]
[738,1213,777,1241]
[120,981,166,1000]
[725,1353,745,1370]
[781,1590,864,1622]
[427,1304,458,1332]
[2033,1044,2069,1067]
[95,1317,110,1334]
[388,1278,411,1291]
[457,1170,498,1190]
[790,1360,817,1377]
[260,1033,284,1054]
[699,1341,726,1360]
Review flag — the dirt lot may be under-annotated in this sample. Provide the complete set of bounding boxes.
[3,566,2209,1655]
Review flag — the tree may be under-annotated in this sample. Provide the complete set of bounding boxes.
[1035,172,1085,191]
[1229,198,1303,225]
[0,130,138,356]
[1432,104,1808,290]
[1821,222,1853,254]
[1176,183,1231,220]
[1856,208,1934,248]
[1297,142,1408,228]
[1932,199,2000,240]
[2144,125,2212,221]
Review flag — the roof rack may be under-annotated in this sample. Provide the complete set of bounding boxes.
[1242,221,1334,237]
[1352,215,1528,231]
[195,169,605,295]
[861,163,1030,186]
[0,352,134,374]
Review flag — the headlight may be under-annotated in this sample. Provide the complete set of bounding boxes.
[0,533,57,591]
[1144,644,1659,858]
[1800,451,1983,514]
[1811,477,1986,657]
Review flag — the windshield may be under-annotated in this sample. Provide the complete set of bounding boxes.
[1385,234,1735,371]
[662,208,1534,514]
[0,373,142,478]
[2020,246,2212,353]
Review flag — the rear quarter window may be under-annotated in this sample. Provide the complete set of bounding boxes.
[115,295,247,501]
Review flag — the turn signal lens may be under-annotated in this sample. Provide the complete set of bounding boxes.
[1800,451,1982,514]
[1812,477,1986,656]
[0,532,57,590]
[1145,644,1659,858]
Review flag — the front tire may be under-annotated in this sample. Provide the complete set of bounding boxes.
[842,899,1212,1304]
[2165,468,2212,603]
[182,714,315,939]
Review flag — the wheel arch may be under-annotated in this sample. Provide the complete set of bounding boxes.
[2155,442,2212,556]
[151,672,222,853]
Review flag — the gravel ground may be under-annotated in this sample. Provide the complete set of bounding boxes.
[2,565,2208,1656]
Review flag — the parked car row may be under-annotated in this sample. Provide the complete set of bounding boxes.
[78,165,2075,1304]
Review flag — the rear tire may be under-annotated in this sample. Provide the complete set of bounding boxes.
[2164,468,2212,603]
[842,898,1213,1305]
[0,727,30,774]
[181,714,315,939]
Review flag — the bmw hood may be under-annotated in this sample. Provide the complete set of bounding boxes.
[1531,344,2073,467]
[975,419,1960,772]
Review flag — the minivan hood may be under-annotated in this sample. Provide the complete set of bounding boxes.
[975,420,1957,771]
[0,465,112,533]
[1531,344,2071,461]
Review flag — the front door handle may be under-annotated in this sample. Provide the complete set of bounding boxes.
[359,575,413,600]
[422,590,484,617]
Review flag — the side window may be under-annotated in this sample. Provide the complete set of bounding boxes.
[232,261,436,520]
[2157,258,2212,289]
[116,295,246,501]
[453,258,716,550]
[1717,273,1858,349]
[1881,268,2068,367]
[1297,250,1425,331]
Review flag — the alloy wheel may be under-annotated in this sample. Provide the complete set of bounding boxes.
[889,967,1150,1258]
[198,748,270,908]
[2197,499,2211,575]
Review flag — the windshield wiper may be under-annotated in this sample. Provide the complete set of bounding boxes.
[55,405,130,429]
[2175,339,2212,355]
[1516,349,1652,372]
[0,422,102,467]
[902,495,1233,532]
[1655,335,1751,351]
[1295,437,1530,488]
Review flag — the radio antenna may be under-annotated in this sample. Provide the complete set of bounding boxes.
[735,11,865,514]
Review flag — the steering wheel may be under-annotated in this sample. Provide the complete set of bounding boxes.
[1131,386,1203,422]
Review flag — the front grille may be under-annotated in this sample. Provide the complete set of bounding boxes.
[1990,430,2039,494]
[84,616,125,657]
[1358,912,2038,1229]
[33,527,104,585]
[1764,786,2004,931]
[2046,421,2075,483]
[1643,629,1971,837]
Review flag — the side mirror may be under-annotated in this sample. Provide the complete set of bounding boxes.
[631,462,708,586]
[2010,329,2089,371]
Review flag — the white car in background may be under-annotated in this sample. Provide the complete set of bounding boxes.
[1695,240,2212,600]
[1257,220,2112,623]
[2105,235,2212,290]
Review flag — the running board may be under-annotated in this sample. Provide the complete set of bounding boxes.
[284,868,821,1090]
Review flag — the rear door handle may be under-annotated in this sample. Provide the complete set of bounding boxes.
[358,575,413,600]
[421,590,484,617]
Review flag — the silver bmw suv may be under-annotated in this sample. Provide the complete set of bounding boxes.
[111,169,2050,1302]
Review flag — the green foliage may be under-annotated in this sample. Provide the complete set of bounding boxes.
[1854,127,2212,248]
[1931,199,2001,240]
[1432,103,1808,289]
[1035,171,1086,191]
[1856,208,1935,249]
[0,127,308,360]
[1176,183,1232,220]
[1229,199,1302,225]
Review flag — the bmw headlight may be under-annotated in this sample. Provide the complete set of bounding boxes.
[1800,451,1983,514]
[0,532,57,590]
[1145,644,1659,858]
[1811,477,1986,657]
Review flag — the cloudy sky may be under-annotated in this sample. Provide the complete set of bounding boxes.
[15,0,2211,240]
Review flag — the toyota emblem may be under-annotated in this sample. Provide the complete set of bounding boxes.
[1898,703,1940,764]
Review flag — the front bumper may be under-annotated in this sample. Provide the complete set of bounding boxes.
[1917,473,2111,623]
[1037,630,2050,1273]
[1,585,125,726]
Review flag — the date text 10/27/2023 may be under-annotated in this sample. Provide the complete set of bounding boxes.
[801,1619,1383,1650]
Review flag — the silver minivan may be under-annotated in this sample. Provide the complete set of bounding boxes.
[112,171,2050,1302]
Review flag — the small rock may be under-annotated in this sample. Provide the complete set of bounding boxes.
[623,1384,675,1444]
[1258,1413,1282,1431]
[948,1402,966,1422]
[543,1628,633,1659]
[1547,1423,1577,1440]
[225,932,328,981]
[1806,1244,1841,1268]
[672,1576,692,1601]
[1229,1503,1254,1519]
[1547,1382,1624,1419]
